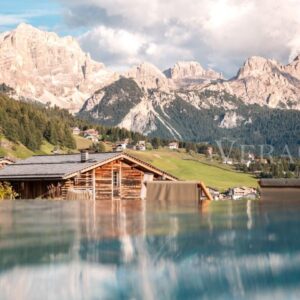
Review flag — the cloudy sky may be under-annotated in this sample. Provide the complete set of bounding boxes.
[2,0,300,77]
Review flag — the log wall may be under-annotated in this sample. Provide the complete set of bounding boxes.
[68,160,145,200]
[59,159,171,201]
[95,161,115,200]
[121,162,143,200]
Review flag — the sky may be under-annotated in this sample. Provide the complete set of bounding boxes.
[1,0,300,77]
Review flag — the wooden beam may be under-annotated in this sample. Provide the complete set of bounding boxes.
[120,161,123,199]
[92,169,96,201]
[199,181,213,201]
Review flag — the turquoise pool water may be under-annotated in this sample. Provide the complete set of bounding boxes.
[0,199,300,300]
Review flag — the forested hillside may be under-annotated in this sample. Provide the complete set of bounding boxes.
[0,92,145,154]
[0,93,76,151]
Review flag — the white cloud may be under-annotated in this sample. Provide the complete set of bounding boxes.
[79,26,148,67]
[81,26,144,56]
[59,0,300,76]
[78,25,192,70]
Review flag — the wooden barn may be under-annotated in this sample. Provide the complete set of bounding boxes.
[0,152,177,200]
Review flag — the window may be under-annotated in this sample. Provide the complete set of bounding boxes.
[113,171,120,188]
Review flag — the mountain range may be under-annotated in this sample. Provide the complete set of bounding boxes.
[1,23,300,148]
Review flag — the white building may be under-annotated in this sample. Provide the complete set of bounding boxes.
[113,142,127,152]
[223,158,233,165]
[228,187,257,200]
[136,141,146,151]
[169,142,179,150]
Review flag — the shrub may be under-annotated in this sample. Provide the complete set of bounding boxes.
[90,142,106,153]
[0,182,18,200]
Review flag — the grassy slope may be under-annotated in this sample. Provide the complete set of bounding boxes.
[0,136,80,159]
[0,137,35,159]
[128,149,257,191]
[74,135,93,150]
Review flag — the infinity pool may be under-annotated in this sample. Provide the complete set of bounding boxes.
[0,199,300,300]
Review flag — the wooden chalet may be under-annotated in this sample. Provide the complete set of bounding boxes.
[0,152,177,200]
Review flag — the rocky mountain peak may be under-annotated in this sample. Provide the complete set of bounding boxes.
[15,22,37,32]
[3,23,300,125]
[164,61,222,89]
[10,23,83,55]
[208,55,300,109]
[164,61,206,79]
[236,56,282,79]
[165,60,222,80]
[0,23,117,111]
[124,62,170,90]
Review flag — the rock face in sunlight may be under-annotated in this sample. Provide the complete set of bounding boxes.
[218,111,245,129]
[164,61,223,88]
[2,24,300,139]
[80,55,300,138]
[0,23,118,112]
[124,62,172,91]
[201,56,300,109]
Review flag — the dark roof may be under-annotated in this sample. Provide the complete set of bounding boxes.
[259,179,300,187]
[0,152,120,180]
[0,152,177,181]
[14,152,119,165]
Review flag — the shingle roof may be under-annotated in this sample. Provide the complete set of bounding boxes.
[0,152,178,181]
[0,152,121,180]
[259,179,300,187]
[15,152,119,165]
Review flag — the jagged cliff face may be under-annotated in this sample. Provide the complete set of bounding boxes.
[0,23,117,111]
[2,24,300,140]
[123,61,222,91]
[124,62,172,91]
[231,56,299,108]
[200,56,300,109]
[164,61,223,88]
[80,56,300,139]
[80,75,242,139]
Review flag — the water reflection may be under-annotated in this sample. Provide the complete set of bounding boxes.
[0,199,300,299]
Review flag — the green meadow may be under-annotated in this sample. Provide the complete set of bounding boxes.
[128,149,257,191]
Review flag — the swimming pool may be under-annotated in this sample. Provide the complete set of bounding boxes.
[0,199,300,299]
